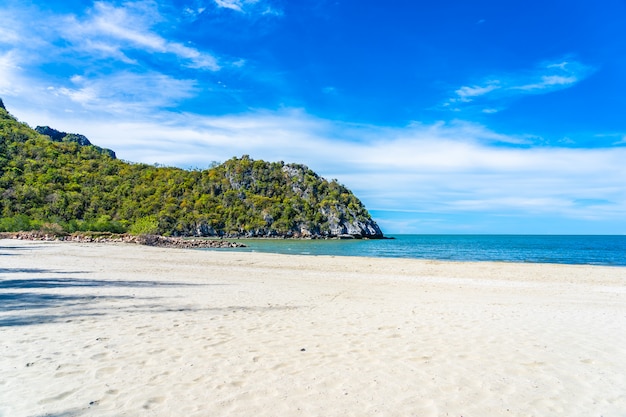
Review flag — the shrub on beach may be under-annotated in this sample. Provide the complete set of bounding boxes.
[66,215,126,234]
[38,222,67,236]
[0,214,38,232]
[129,216,159,235]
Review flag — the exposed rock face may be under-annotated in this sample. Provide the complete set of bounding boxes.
[218,157,384,239]
[281,165,383,239]
[35,126,68,142]
[194,222,218,237]
[320,206,384,239]
[35,126,116,159]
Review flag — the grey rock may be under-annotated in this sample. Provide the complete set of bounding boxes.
[35,126,116,159]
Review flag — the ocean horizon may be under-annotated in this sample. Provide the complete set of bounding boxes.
[217,234,626,267]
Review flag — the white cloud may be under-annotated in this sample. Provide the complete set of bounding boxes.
[0,58,198,118]
[510,59,593,93]
[0,52,23,95]
[60,1,220,70]
[514,75,578,91]
[454,83,500,102]
[261,6,283,17]
[213,0,283,17]
[183,6,207,19]
[445,59,595,112]
[0,27,21,45]
[215,0,245,12]
[50,71,198,112]
[0,2,221,71]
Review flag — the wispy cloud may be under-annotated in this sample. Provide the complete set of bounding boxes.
[61,1,219,70]
[591,133,626,146]
[0,52,22,95]
[0,2,220,71]
[214,0,248,12]
[607,135,626,146]
[0,1,235,115]
[445,59,595,112]
[1,50,199,116]
[454,83,500,102]
[0,26,21,45]
[213,0,283,16]
[49,72,198,112]
[512,75,578,92]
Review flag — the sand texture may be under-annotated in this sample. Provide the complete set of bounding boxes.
[1,239,626,417]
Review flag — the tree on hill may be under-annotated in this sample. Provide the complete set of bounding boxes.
[0,101,383,238]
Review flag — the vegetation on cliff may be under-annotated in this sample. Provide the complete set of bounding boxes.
[0,103,383,238]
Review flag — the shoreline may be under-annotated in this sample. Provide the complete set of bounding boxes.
[2,240,626,417]
[3,232,625,268]
[0,231,246,249]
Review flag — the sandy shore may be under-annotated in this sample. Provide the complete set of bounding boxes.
[1,239,625,417]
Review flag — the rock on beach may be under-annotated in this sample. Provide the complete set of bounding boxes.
[0,231,245,249]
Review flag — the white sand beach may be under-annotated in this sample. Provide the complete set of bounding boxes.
[1,239,626,417]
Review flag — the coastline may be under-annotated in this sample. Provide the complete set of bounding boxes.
[2,239,626,417]
[0,231,246,249]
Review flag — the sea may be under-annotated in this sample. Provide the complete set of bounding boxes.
[222,235,626,267]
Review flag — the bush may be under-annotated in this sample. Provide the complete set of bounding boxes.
[89,215,126,233]
[65,215,126,233]
[129,216,159,235]
[39,222,66,236]
[0,214,34,232]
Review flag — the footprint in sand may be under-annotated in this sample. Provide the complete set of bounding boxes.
[142,396,165,409]
[90,352,109,360]
[95,366,119,377]
[39,390,77,404]
[54,370,83,378]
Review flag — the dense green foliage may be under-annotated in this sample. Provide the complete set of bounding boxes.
[0,105,381,237]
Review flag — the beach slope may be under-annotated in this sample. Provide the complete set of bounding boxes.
[1,240,625,416]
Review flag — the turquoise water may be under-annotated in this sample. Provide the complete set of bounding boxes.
[221,235,626,266]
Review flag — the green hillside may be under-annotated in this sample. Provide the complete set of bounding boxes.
[0,101,383,238]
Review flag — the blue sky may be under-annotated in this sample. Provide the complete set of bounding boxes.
[1,0,625,234]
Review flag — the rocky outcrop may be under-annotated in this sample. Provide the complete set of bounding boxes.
[215,157,385,239]
[133,234,245,248]
[35,126,116,159]
[35,126,71,142]
[280,163,383,239]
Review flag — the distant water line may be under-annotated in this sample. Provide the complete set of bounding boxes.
[211,235,626,267]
